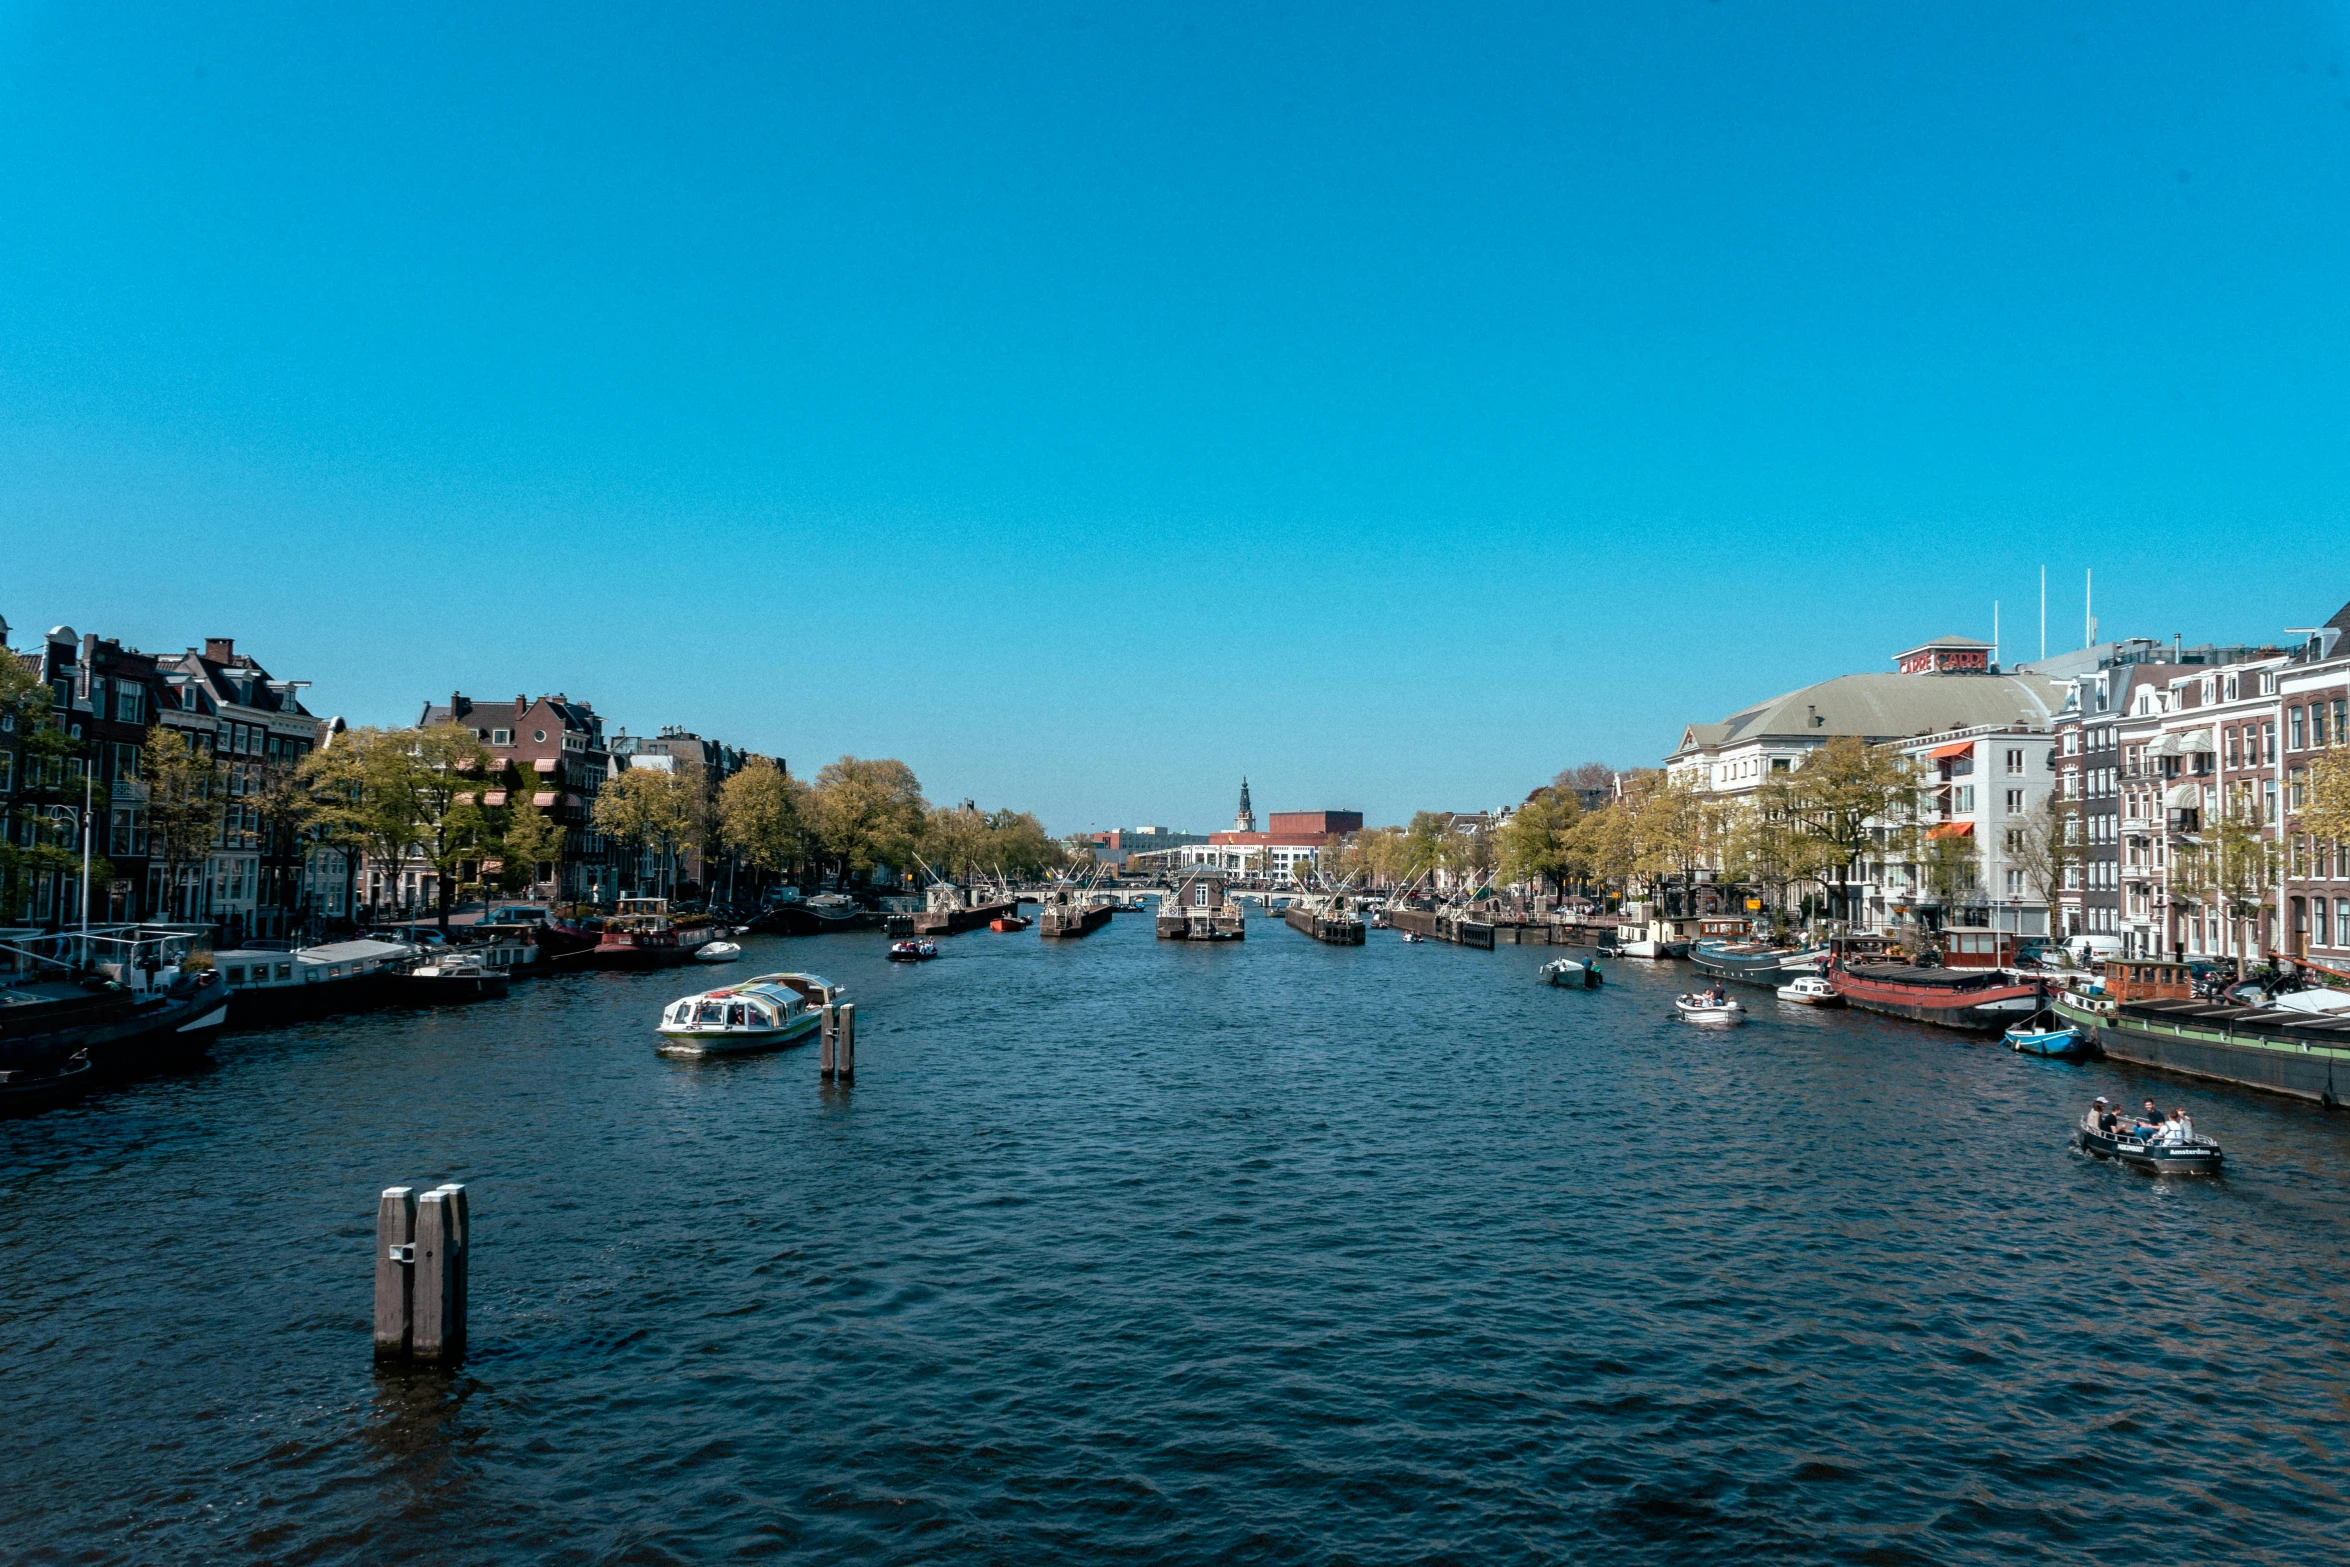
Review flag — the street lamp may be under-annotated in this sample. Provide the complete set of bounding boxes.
[39,766,95,962]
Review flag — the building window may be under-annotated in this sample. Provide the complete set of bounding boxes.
[534,729,548,742]
[492,729,511,745]
[2005,749,2024,774]
[2292,707,2306,750]
[2004,789,2024,813]
[2264,722,2277,764]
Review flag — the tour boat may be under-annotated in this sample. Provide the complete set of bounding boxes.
[693,941,744,963]
[1675,993,1744,1024]
[2075,1112,2224,1175]
[1775,974,1844,1007]
[888,939,939,962]
[1539,956,1601,989]
[656,972,844,1055]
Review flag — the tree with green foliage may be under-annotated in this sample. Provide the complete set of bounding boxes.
[717,757,810,892]
[1496,787,1583,895]
[142,725,227,921]
[810,756,927,883]
[496,787,567,897]
[0,656,83,923]
[1782,737,1921,926]
[594,764,701,901]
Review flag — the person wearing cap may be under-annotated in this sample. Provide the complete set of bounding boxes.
[2092,1098,2119,1138]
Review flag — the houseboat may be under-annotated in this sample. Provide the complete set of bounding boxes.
[1614,915,1696,959]
[1827,959,2044,1033]
[593,897,720,969]
[1157,871,1246,940]
[913,881,1022,936]
[208,938,421,1025]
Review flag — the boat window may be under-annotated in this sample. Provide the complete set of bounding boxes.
[225,966,244,984]
[276,963,292,981]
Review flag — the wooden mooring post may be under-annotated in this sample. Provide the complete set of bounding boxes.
[820,1002,838,1077]
[837,1002,855,1081]
[374,1181,468,1365]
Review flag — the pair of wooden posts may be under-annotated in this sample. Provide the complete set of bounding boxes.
[819,1001,857,1081]
[374,1182,468,1365]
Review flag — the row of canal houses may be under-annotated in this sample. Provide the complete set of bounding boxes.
[3,616,771,945]
[1664,601,2350,971]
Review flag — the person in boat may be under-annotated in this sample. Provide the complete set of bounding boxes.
[2132,1098,2164,1137]
[2159,1107,2194,1145]
[2091,1097,2119,1137]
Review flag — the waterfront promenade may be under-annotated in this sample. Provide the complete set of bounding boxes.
[5,917,2348,1563]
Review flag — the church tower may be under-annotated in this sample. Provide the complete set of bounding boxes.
[1233,776,1256,833]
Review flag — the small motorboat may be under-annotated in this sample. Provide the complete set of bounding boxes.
[400,953,511,1003]
[2076,1113,2223,1175]
[2005,1021,2091,1057]
[0,1050,95,1115]
[1539,956,1601,989]
[657,972,844,1055]
[694,941,744,963]
[989,916,1029,933]
[1776,974,1843,1007]
[887,940,940,962]
[1675,992,1744,1024]
[1399,932,1426,944]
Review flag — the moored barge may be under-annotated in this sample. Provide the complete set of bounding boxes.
[1827,961,2042,1033]
[1284,896,1367,946]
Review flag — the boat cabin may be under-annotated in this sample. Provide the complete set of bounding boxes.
[1696,917,1752,940]
[211,938,419,994]
[2105,959,2192,1003]
[1936,928,2021,970]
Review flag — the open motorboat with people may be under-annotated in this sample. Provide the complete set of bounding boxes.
[1675,989,1744,1024]
[656,972,845,1055]
[1399,932,1426,944]
[2074,1097,2223,1175]
[693,940,744,963]
[887,939,940,962]
[1775,974,1843,1007]
[1539,955,1602,989]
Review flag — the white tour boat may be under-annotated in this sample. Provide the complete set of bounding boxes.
[656,972,845,1055]
[694,941,744,964]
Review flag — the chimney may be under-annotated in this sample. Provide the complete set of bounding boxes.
[204,637,235,663]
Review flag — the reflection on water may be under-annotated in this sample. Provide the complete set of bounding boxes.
[5,917,2349,1564]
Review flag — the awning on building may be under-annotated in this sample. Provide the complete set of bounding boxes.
[532,790,559,807]
[455,791,477,806]
[1927,821,1974,839]
[483,789,509,806]
[2151,729,2216,758]
[534,757,559,774]
[2164,783,2203,809]
[1927,741,1976,761]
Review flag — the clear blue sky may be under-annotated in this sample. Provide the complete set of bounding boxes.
[5,3,2348,833]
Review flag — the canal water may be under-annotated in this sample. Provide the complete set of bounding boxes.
[6,913,2349,1564]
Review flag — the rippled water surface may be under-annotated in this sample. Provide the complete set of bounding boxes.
[6,914,2350,1564]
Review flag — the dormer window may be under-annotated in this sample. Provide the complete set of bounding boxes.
[492,728,511,745]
